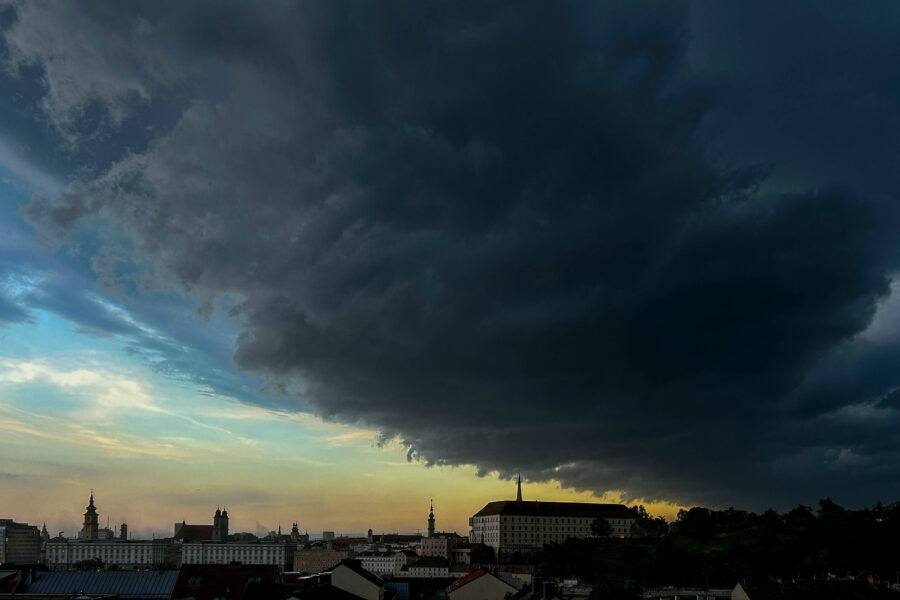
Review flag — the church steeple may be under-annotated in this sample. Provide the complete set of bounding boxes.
[81,490,99,540]
[427,500,435,538]
[516,474,523,502]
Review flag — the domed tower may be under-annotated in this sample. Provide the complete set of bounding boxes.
[80,491,99,540]
[427,500,435,538]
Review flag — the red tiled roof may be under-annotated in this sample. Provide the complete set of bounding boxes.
[472,501,637,519]
[447,568,486,592]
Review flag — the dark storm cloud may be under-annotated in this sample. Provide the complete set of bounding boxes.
[7,0,900,507]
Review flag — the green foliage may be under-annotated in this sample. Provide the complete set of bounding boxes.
[471,543,496,563]
[536,499,900,591]
[73,558,104,571]
[631,505,669,537]
[591,516,612,536]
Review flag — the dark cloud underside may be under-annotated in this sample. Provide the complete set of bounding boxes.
[5,0,900,507]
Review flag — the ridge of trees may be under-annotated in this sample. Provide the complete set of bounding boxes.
[537,498,900,598]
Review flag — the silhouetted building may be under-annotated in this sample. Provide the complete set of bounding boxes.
[0,519,40,564]
[80,491,99,541]
[326,560,383,600]
[174,508,230,542]
[173,562,280,600]
[293,549,350,575]
[448,568,517,600]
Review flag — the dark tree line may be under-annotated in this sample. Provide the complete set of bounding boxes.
[537,499,900,599]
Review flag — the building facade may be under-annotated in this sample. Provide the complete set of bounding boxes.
[0,520,40,564]
[448,569,518,600]
[181,542,295,570]
[293,549,349,574]
[469,479,637,556]
[421,532,464,560]
[357,551,405,576]
[44,540,169,570]
[328,560,384,600]
[405,556,450,578]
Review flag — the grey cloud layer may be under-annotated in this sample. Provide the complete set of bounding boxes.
[7,1,900,507]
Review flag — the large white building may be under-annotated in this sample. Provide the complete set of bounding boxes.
[44,540,169,570]
[357,551,405,576]
[181,542,295,570]
[469,478,637,558]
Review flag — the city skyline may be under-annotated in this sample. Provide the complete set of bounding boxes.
[7,480,679,542]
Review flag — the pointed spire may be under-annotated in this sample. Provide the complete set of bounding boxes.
[516,473,523,502]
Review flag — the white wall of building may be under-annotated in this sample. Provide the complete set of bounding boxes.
[180,542,294,569]
[44,541,167,570]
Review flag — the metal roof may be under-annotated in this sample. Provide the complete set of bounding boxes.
[24,571,179,599]
[471,500,637,519]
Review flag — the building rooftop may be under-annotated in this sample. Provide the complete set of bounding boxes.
[173,563,280,600]
[326,560,383,588]
[447,568,488,593]
[427,531,465,539]
[409,556,450,569]
[21,570,179,599]
[174,524,214,541]
[293,584,369,600]
[472,500,637,519]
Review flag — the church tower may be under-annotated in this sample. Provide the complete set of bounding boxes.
[220,509,229,542]
[427,500,435,538]
[516,474,523,502]
[212,508,222,541]
[212,508,229,542]
[81,491,99,540]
